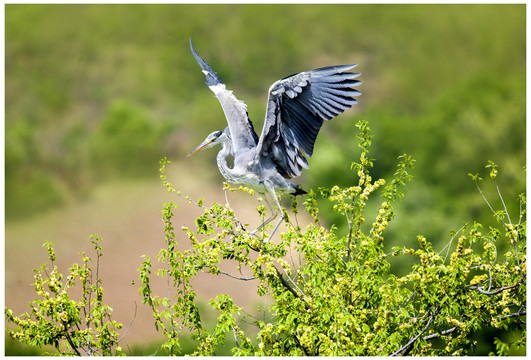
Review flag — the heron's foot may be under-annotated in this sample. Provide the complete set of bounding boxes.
[262,234,273,244]
[248,229,269,245]
[248,213,287,244]
[263,215,286,244]
[246,227,271,245]
[249,231,267,248]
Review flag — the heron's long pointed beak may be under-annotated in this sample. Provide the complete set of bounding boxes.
[187,139,211,157]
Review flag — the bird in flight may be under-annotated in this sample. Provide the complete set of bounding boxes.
[187,38,361,242]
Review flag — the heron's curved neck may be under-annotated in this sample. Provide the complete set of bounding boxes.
[216,141,238,183]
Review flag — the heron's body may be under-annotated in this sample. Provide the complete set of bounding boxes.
[213,127,304,197]
[188,39,361,241]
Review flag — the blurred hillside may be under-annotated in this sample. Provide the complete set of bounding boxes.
[6,4,525,226]
[4,4,526,355]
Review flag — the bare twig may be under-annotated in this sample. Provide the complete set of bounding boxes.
[423,309,527,342]
[495,179,512,225]
[487,268,492,292]
[232,327,240,349]
[286,272,311,304]
[494,309,527,321]
[469,280,521,295]
[474,180,521,266]
[473,181,502,223]
[398,292,417,319]
[439,224,466,265]
[236,310,262,328]
[63,323,82,356]
[274,265,311,311]
[513,195,524,268]
[346,196,357,264]
[390,306,440,356]
[494,180,522,267]
[219,270,257,281]
[166,249,174,356]
[422,326,457,341]
[118,300,138,343]
[293,332,311,356]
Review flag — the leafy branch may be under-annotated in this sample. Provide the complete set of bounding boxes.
[5,235,124,356]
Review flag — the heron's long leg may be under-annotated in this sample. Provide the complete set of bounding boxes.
[257,182,284,243]
[250,193,278,235]
[263,186,286,243]
[249,182,287,243]
[265,214,285,243]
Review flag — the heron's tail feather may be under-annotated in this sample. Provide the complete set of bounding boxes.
[290,183,307,196]
[189,38,223,87]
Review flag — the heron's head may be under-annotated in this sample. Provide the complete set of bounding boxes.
[187,130,224,156]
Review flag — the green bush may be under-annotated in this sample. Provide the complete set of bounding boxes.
[5,236,123,356]
[89,100,176,178]
[5,171,66,220]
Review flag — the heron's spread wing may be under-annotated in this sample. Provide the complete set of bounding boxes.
[190,39,259,153]
[256,64,361,178]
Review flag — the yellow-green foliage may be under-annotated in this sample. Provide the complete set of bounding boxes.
[5,236,124,356]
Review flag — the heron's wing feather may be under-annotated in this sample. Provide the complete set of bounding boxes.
[257,64,361,178]
[190,39,259,153]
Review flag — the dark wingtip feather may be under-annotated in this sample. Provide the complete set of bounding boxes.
[189,38,223,87]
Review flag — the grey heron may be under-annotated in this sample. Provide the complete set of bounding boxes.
[187,39,361,242]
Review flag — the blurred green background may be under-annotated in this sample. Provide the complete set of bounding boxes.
[5,4,525,355]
